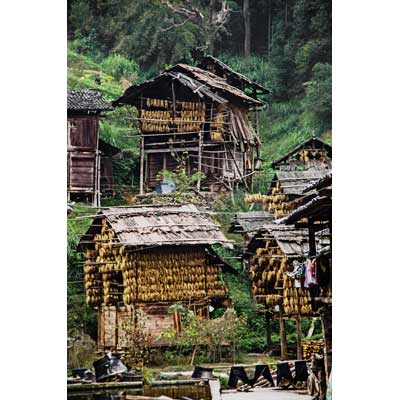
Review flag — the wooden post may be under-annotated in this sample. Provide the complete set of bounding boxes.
[93,117,101,207]
[265,314,272,348]
[296,315,303,360]
[98,153,102,206]
[321,306,332,379]
[140,136,145,195]
[279,306,288,360]
[197,131,203,190]
[308,217,317,257]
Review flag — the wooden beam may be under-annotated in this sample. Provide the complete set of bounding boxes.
[197,131,203,190]
[296,315,302,360]
[308,217,317,257]
[279,305,288,360]
[139,136,145,195]
[144,146,199,154]
[265,313,272,348]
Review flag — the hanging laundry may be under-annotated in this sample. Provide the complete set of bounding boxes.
[310,258,317,282]
[286,260,303,288]
[304,259,317,288]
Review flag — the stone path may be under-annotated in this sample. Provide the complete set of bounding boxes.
[221,387,314,400]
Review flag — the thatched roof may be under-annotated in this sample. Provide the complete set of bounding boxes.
[79,204,232,249]
[271,137,332,168]
[270,169,331,196]
[229,211,274,234]
[303,172,332,193]
[277,196,331,225]
[67,89,112,113]
[198,55,270,96]
[113,63,265,108]
[246,224,330,258]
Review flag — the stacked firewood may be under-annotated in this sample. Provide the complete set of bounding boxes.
[302,340,324,359]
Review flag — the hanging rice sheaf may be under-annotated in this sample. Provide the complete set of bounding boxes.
[249,238,314,317]
[210,110,225,142]
[244,180,295,219]
[140,99,206,133]
[84,221,228,306]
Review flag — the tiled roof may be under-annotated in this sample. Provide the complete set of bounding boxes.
[67,89,112,112]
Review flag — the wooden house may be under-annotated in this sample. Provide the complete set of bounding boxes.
[78,204,235,351]
[231,138,331,359]
[98,139,121,197]
[244,137,332,219]
[244,223,330,358]
[197,55,270,99]
[112,62,268,194]
[67,89,112,205]
[279,173,332,377]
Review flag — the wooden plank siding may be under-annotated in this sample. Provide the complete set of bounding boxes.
[67,116,99,200]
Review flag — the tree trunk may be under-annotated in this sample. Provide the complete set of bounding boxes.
[243,0,251,56]
[267,0,271,58]
[190,344,198,366]
[207,0,217,54]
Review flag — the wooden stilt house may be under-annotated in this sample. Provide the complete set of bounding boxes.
[98,139,121,197]
[245,224,330,359]
[279,173,332,380]
[112,62,268,194]
[244,137,332,219]
[231,138,332,359]
[67,89,112,205]
[78,204,236,350]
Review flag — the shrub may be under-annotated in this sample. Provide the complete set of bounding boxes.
[101,54,139,82]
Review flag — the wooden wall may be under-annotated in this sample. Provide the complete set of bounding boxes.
[67,116,99,201]
[97,302,209,350]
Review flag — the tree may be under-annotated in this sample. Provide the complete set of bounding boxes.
[160,0,231,54]
[243,0,251,56]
